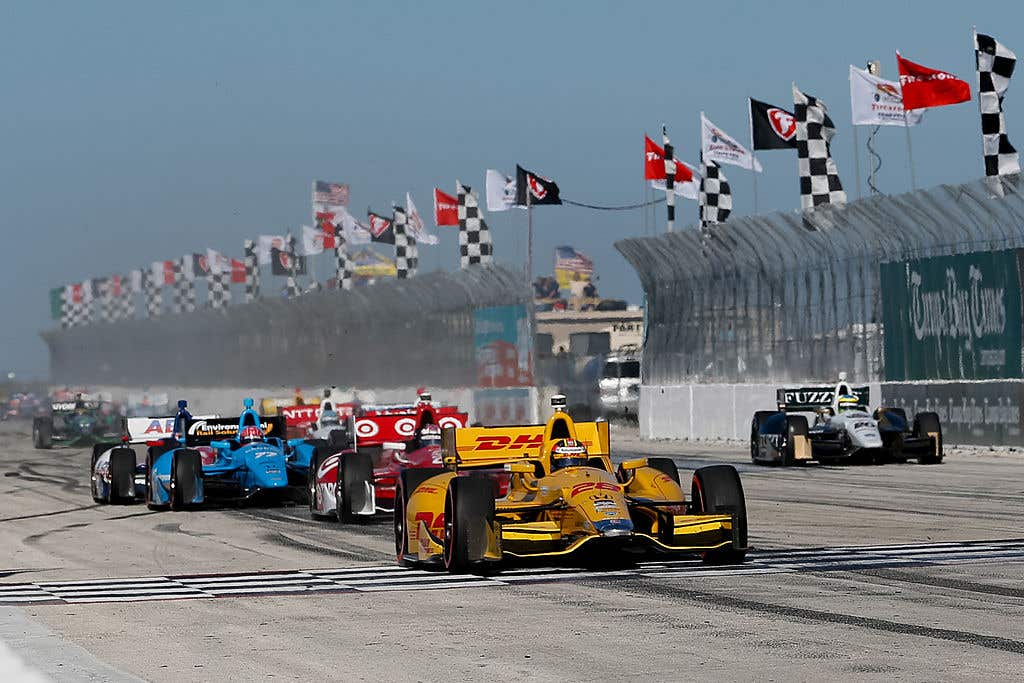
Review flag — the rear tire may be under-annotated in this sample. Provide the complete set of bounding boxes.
[90,444,107,503]
[394,468,445,567]
[691,465,747,565]
[108,448,137,504]
[33,418,53,449]
[443,476,495,574]
[170,449,202,511]
[914,412,943,464]
[336,452,373,522]
[750,411,776,464]
[646,457,680,484]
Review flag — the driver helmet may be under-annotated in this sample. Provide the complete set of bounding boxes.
[240,425,264,444]
[550,439,588,472]
[837,394,861,413]
[320,410,341,428]
[418,423,442,447]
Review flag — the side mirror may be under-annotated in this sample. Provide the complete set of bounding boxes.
[504,460,534,475]
[619,458,648,471]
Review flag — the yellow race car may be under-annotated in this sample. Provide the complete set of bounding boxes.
[394,396,748,573]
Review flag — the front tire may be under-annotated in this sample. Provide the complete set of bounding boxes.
[308,449,330,520]
[782,415,809,467]
[336,452,373,522]
[33,418,53,449]
[691,465,747,565]
[750,411,776,464]
[170,449,202,511]
[442,476,495,574]
[108,447,137,504]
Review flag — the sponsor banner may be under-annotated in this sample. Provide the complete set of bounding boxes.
[881,381,1024,446]
[880,249,1023,381]
[185,416,286,445]
[849,65,923,127]
[474,304,534,388]
[700,113,763,171]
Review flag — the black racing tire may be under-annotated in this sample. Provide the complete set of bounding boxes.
[394,468,446,567]
[691,465,748,565]
[750,411,777,464]
[328,429,352,451]
[145,452,164,510]
[169,449,202,511]
[783,415,809,467]
[914,412,943,464]
[308,448,331,520]
[33,418,53,449]
[442,476,495,574]
[336,452,374,522]
[646,457,680,485]
[108,447,137,504]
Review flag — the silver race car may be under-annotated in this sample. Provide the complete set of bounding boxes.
[750,375,942,466]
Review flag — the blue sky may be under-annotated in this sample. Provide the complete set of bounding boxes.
[1,0,1020,377]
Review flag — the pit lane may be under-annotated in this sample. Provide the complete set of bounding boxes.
[1,421,1022,680]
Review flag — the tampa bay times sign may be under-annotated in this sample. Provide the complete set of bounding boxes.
[880,249,1023,381]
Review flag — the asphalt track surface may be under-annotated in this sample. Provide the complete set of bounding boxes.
[1,422,1023,681]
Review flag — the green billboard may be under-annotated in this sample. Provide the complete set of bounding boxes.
[881,249,1023,381]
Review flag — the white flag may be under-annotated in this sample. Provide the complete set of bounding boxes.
[650,161,701,200]
[299,225,325,256]
[206,248,231,275]
[257,235,286,264]
[849,65,923,127]
[405,192,438,245]
[331,206,371,245]
[486,169,518,212]
[700,113,763,172]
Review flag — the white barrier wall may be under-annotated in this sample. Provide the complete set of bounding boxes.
[640,383,882,441]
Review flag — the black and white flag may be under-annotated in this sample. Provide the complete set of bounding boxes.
[515,165,562,206]
[699,160,732,229]
[975,32,1020,178]
[457,181,494,268]
[393,207,418,279]
[793,85,846,210]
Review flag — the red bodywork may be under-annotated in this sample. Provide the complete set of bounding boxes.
[354,402,468,448]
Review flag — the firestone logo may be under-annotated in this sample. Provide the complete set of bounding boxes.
[768,108,796,140]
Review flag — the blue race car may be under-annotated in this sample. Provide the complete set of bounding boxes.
[145,398,289,510]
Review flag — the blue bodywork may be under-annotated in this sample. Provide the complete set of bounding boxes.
[148,399,290,508]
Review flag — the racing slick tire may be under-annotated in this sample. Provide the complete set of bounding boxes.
[443,476,495,574]
[394,468,446,567]
[336,452,373,523]
[646,457,680,485]
[108,447,137,504]
[782,415,809,467]
[328,429,352,451]
[913,412,943,465]
[32,418,53,449]
[750,411,777,464]
[691,465,748,565]
[308,448,331,520]
[169,449,202,511]
[90,444,107,503]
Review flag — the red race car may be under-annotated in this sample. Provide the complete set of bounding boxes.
[308,393,506,521]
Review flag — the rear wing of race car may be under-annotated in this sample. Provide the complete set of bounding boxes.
[355,409,469,447]
[440,420,610,469]
[125,415,217,444]
[776,386,870,411]
[50,400,101,414]
[184,416,287,446]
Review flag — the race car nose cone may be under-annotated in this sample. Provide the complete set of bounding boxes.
[593,518,633,537]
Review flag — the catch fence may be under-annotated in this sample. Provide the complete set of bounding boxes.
[42,265,528,389]
[616,175,1024,385]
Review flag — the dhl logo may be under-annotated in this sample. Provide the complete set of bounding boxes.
[472,434,545,451]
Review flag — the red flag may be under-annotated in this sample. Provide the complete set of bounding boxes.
[230,258,246,284]
[315,211,338,249]
[162,260,176,285]
[896,52,971,110]
[644,136,694,182]
[433,188,459,226]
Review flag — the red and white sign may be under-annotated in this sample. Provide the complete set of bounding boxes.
[433,188,459,226]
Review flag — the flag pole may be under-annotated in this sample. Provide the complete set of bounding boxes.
[527,185,533,291]
[852,124,863,200]
[663,124,675,233]
[747,99,759,214]
[903,110,917,191]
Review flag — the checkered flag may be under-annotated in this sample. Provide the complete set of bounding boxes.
[171,257,196,314]
[142,266,162,317]
[699,160,732,229]
[208,271,231,309]
[113,274,135,320]
[334,228,353,290]
[793,84,846,210]
[285,235,301,298]
[60,283,90,328]
[976,32,1020,179]
[93,278,116,324]
[243,239,260,302]
[456,181,493,268]
[393,207,418,279]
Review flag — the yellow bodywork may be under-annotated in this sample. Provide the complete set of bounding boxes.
[402,409,741,566]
